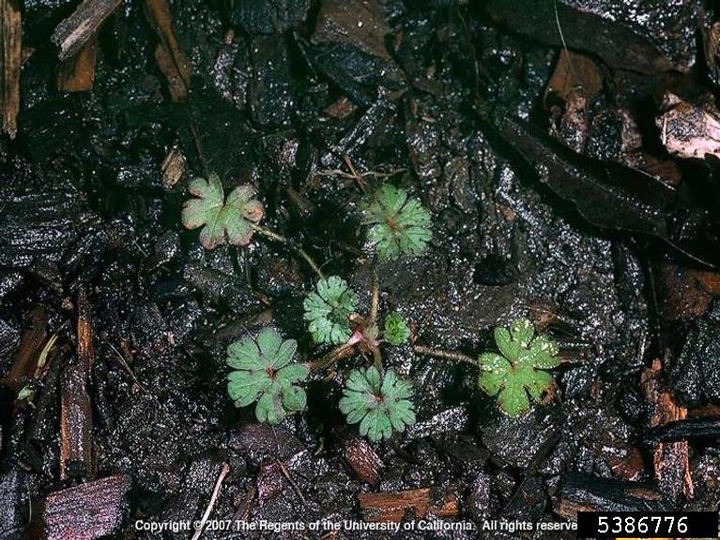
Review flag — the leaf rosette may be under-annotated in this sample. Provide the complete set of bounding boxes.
[361,185,431,260]
[339,367,416,442]
[226,327,308,425]
[182,173,264,250]
[303,276,358,345]
[478,318,559,417]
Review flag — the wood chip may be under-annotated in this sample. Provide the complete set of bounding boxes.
[44,475,131,540]
[60,361,94,479]
[144,0,191,101]
[77,288,95,374]
[343,434,382,485]
[641,358,694,499]
[357,488,458,522]
[162,148,186,188]
[2,306,47,393]
[1,0,21,138]
[658,264,716,322]
[556,473,668,519]
[656,92,720,160]
[58,38,97,92]
[52,0,122,61]
[545,50,603,104]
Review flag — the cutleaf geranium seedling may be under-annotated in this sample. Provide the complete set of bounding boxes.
[182,173,264,250]
[339,366,416,441]
[303,276,358,345]
[226,328,309,425]
[383,313,411,346]
[478,318,559,417]
[362,185,432,260]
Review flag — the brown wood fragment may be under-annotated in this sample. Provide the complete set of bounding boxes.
[162,148,186,188]
[357,488,458,522]
[545,50,603,104]
[2,307,47,393]
[314,0,391,60]
[44,475,131,540]
[656,92,720,160]
[77,288,95,374]
[1,0,21,138]
[324,97,358,120]
[52,0,122,61]
[58,38,97,92]
[343,434,382,485]
[60,361,94,479]
[555,473,668,520]
[658,264,716,322]
[641,358,694,499]
[144,0,191,101]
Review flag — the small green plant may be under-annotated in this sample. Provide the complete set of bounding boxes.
[383,313,411,346]
[362,185,432,260]
[182,173,264,250]
[339,366,416,442]
[478,318,559,418]
[226,328,309,425]
[303,276,358,345]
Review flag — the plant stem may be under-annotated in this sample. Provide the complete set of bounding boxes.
[369,271,379,326]
[250,224,325,279]
[413,345,477,366]
[306,341,357,372]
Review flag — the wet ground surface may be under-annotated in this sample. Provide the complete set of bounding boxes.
[2,1,720,539]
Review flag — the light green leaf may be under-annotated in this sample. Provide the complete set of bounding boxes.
[497,377,531,418]
[281,386,307,412]
[339,367,415,441]
[477,320,559,417]
[362,185,432,260]
[255,392,286,425]
[181,173,264,250]
[303,276,357,345]
[383,313,411,346]
[494,327,520,362]
[510,318,534,347]
[226,327,308,424]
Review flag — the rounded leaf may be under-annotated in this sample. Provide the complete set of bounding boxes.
[497,378,531,418]
[510,318,534,347]
[255,392,286,425]
[281,385,307,412]
[494,327,521,362]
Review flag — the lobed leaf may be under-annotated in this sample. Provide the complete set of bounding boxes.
[361,185,432,261]
[383,313,411,346]
[181,173,264,250]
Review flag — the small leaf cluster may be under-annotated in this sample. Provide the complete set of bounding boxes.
[339,367,416,442]
[226,328,308,425]
[478,318,559,418]
[362,185,431,260]
[383,313,411,346]
[182,173,264,250]
[303,276,358,345]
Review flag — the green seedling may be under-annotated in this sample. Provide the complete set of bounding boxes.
[226,327,309,425]
[339,366,416,442]
[303,276,358,345]
[383,313,411,346]
[182,173,264,250]
[362,185,432,260]
[478,318,559,418]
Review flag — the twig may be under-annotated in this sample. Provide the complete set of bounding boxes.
[306,341,357,372]
[275,459,307,506]
[413,345,477,366]
[368,272,379,326]
[250,224,325,279]
[191,462,231,540]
